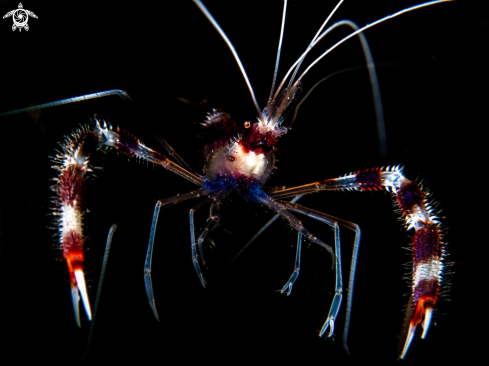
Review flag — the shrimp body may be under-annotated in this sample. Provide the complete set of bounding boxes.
[0,0,455,362]
[202,79,302,195]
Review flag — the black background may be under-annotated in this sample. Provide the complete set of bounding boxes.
[0,1,487,365]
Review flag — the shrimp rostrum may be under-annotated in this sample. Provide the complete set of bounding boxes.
[1,0,451,360]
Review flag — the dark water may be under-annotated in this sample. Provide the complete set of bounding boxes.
[0,1,486,365]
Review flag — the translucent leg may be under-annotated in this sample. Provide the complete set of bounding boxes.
[281,201,360,355]
[79,224,118,364]
[0,89,129,117]
[196,200,221,267]
[227,195,303,266]
[273,200,344,340]
[0,88,197,174]
[189,198,212,288]
[153,132,198,176]
[189,187,230,287]
[280,232,302,296]
[320,224,342,339]
[252,190,344,334]
[144,189,205,320]
[252,190,334,262]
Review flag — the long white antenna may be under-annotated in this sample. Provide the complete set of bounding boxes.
[273,0,345,102]
[287,0,345,90]
[287,20,386,158]
[267,0,288,107]
[275,0,452,100]
[194,0,265,122]
[297,0,453,82]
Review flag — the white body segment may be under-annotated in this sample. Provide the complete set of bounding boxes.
[205,142,274,182]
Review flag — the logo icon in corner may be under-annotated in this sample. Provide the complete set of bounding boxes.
[3,3,38,32]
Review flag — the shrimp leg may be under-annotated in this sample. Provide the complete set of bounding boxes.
[278,200,361,355]
[269,166,445,358]
[280,231,302,296]
[251,190,345,340]
[144,189,206,320]
[189,186,232,288]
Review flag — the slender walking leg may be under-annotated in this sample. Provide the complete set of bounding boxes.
[280,232,302,296]
[144,189,205,320]
[0,89,198,175]
[189,198,212,288]
[281,201,360,354]
[189,186,232,287]
[252,190,334,259]
[252,190,346,337]
[196,199,221,267]
[79,224,118,364]
[271,167,445,357]
[228,195,303,266]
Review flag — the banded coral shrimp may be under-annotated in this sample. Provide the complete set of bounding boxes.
[0,0,485,365]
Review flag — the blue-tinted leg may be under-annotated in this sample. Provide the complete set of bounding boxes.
[281,201,360,355]
[196,199,221,266]
[144,189,205,320]
[189,198,212,288]
[280,232,302,296]
[252,191,342,332]
[255,190,344,340]
[319,223,342,338]
[189,187,231,287]
[228,195,303,266]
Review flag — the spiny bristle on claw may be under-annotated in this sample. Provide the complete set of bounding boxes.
[52,126,99,326]
[397,181,444,359]
[315,167,445,359]
[52,118,172,326]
